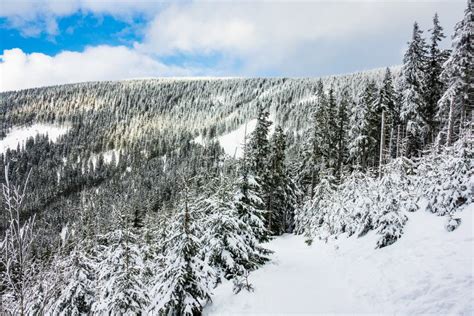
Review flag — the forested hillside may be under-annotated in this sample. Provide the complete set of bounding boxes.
[0,3,472,315]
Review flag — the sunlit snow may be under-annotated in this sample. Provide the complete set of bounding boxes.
[206,205,474,315]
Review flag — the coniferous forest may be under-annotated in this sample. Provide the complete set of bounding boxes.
[0,2,473,315]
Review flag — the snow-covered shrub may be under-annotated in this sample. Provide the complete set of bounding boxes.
[421,139,472,216]
[445,213,462,232]
[374,176,408,248]
[295,139,472,247]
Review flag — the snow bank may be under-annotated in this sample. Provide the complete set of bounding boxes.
[206,205,474,315]
[0,123,70,154]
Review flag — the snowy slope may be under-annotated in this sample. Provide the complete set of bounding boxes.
[217,119,257,158]
[195,113,277,158]
[0,123,70,154]
[206,206,474,315]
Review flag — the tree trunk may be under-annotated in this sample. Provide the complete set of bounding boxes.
[379,110,386,177]
[396,124,401,158]
[446,95,455,146]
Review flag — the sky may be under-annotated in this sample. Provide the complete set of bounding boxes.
[0,0,467,92]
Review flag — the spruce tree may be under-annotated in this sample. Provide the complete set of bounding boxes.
[298,79,328,198]
[50,243,96,315]
[361,80,380,168]
[437,1,473,146]
[400,22,429,157]
[424,13,448,143]
[201,180,269,292]
[377,68,399,168]
[148,193,213,315]
[91,206,148,315]
[335,88,350,179]
[348,82,372,170]
[247,105,273,227]
[267,126,299,234]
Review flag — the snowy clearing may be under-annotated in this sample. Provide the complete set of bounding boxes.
[217,119,257,158]
[0,123,70,154]
[195,113,277,158]
[206,206,474,315]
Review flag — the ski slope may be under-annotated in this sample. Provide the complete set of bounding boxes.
[206,205,474,315]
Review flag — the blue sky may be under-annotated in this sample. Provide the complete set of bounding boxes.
[0,0,466,91]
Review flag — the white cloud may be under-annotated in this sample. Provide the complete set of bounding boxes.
[1,0,164,36]
[0,46,196,92]
[138,1,465,75]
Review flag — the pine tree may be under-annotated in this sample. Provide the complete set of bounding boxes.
[267,126,299,234]
[400,22,429,157]
[201,181,268,292]
[233,173,269,244]
[301,174,337,243]
[247,105,272,179]
[298,79,328,198]
[348,83,372,170]
[247,105,273,227]
[148,193,213,315]
[91,206,148,315]
[49,243,96,315]
[335,88,350,180]
[374,175,408,249]
[424,13,448,143]
[437,1,473,146]
[359,80,380,169]
[326,87,338,173]
[378,68,397,163]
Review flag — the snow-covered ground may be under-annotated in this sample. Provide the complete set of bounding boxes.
[0,123,70,154]
[206,206,474,315]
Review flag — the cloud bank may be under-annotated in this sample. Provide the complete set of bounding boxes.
[0,46,195,92]
[0,0,467,91]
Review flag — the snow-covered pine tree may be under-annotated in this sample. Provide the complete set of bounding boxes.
[326,87,338,173]
[301,174,337,243]
[422,133,472,216]
[247,105,273,228]
[298,79,328,198]
[338,170,374,237]
[400,22,429,157]
[267,126,300,234]
[233,172,270,245]
[148,189,213,315]
[237,131,270,243]
[378,68,398,164]
[424,13,448,143]
[49,241,96,315]
[348,81,373,170]
[200,179,268,292]
[91,205,148,315]
[374,174,409,249]
[436,1,473,146]
[335,88,350,180]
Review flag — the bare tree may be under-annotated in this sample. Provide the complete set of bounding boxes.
[0,166,36,316]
